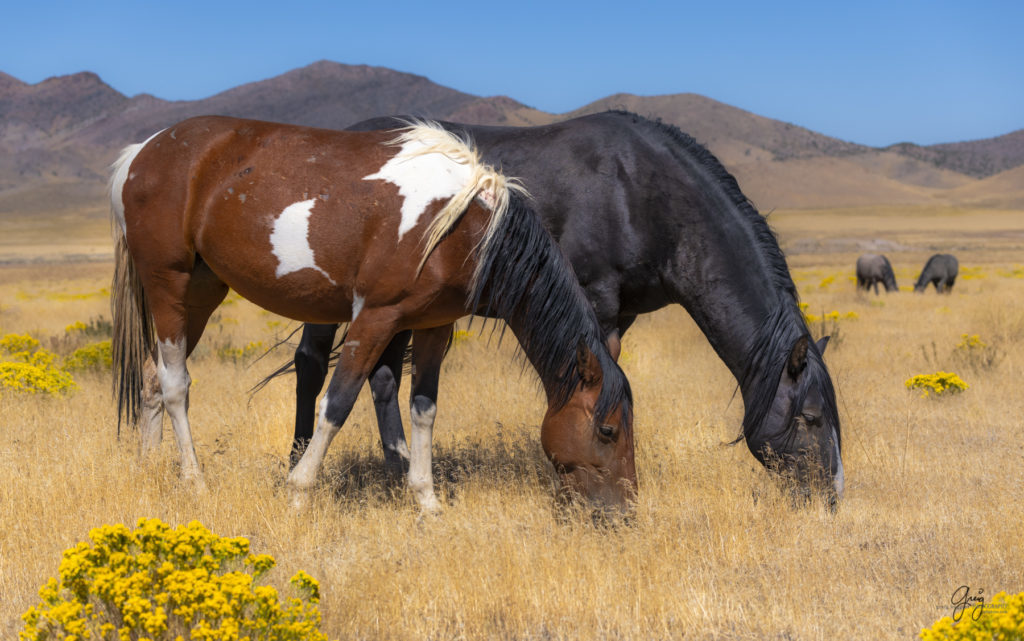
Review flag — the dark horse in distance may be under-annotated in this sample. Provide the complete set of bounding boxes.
[284,112,844,503]
[914,254,959,293]
[856,254,898,294]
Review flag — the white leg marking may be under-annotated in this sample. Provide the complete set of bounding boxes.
[352,292,365,322]
[155,337,202,484]
[363,139,473,240]
[269,199,337,284]
[408,401,440,512]
[289,393,342,490]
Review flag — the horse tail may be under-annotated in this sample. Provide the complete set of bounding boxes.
[109,142,155,433]
[379,121,528,276]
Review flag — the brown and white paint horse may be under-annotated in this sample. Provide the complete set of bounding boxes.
[109,116,635,513]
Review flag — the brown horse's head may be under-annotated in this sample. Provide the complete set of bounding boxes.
[540,341,636,517]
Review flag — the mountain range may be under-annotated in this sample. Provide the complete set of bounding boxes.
[2,60,1022,219]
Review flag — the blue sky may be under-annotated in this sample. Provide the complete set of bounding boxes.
[2,0,1021,147]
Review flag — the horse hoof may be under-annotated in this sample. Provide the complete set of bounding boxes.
[416,494,442,515]
[181,470,207,494]
[287,481,312,510]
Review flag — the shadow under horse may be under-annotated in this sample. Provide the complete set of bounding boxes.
[283,112,844,505]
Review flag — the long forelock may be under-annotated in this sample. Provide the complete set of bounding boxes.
[739,304,805,442]
[739,304,840,452]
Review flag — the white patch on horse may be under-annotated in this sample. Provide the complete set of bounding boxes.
[363,139,473,241]
[317,395,332,428]
[351,292,364,321]
[269,199,337,285]
[408,401,440,511]
[109,129,165,234]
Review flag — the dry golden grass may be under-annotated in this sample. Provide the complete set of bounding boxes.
[1,207,1023,640]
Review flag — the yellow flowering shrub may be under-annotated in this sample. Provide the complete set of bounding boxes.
[1,333,77,395]
[20,518,328,641]
[65,321,88,334]
[952,333,1001,372]
[1,333,42,356]
[798,303,857,345]
[920,590,1024,640]
[799,305,859,325]
[63,341,113,372]
[959,266,986,281]
[451,329,474,347]
[216,341,265,365]
[64,317,113,339]
[905,371,969,397]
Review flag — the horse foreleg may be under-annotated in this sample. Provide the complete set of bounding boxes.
[292,323,339,467]
[287,313,398,503]
[406,324,452,513]
[368,330,412,477]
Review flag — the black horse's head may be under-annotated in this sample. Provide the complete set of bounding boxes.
[742,332,843,507]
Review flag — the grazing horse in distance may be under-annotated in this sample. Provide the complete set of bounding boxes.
[856,254,898,294]
[109,116,635,514]
[914,254,959,293]
[284,112,844,505]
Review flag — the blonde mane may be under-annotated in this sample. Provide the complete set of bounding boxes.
[381,121,528,281]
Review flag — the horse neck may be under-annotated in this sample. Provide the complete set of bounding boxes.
[682,267,799,386]
[661,174,801,384]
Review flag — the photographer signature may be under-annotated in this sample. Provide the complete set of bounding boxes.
[950,586,986,622]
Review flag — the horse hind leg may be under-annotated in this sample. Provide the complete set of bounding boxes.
[147,259,228,486]
[368,330,413,477]
[292,323,339,467]
[138,356,165,455]
[138,259,227,457]
[406,325,451,513]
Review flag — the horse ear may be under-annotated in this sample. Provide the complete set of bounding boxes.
[576,339,603,387]
[816,335,830,355]
[787,335,809,380]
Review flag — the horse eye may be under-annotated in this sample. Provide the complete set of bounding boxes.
[597,424,616,439]
[801,412,819,425]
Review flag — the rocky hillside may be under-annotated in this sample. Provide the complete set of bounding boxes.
[1,61,1021,217]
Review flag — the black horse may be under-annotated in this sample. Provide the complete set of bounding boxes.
[856,254,898,294]
[285,112,844,503]
[914,254,959,293]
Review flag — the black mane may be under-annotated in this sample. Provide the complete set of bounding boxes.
[468,191,632,426]
[612,110,799,302]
